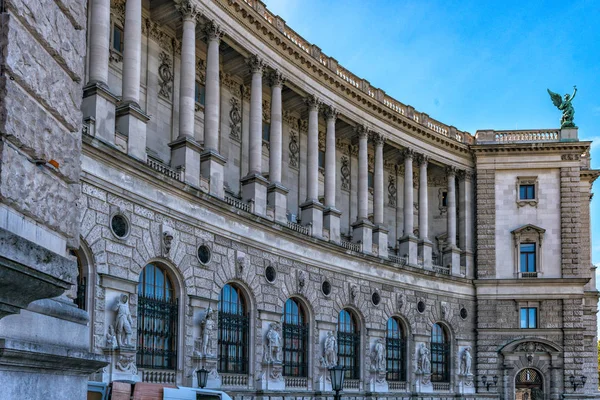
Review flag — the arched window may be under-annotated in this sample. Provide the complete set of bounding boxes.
[218,284,249,374]
[431,323,450,382]
[282,298,308,377]
[386,317,406,381]
[338,309,360,379]
[137,263,178,370]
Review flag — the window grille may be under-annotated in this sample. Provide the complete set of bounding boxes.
[386,318,406,382]
[431,323,449,382]
[282,299,308,377]
[136,264,178,370]
[218,284,249,374]
[338,309,360,379]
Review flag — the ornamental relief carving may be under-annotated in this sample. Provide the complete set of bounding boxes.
[110,0,125,26]
[340,156,350,191]
[158,52,173,100]
[196,59,206,85]
[388,175,396,206]
[229,98,242,141]
[262,99,271,123]
[288,130,299,169]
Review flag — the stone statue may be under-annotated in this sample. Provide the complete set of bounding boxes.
[200,306,216,356]
[460,346,472,375]
[264,322,283,363]
[114,294,133,348]
[548,86,577,128]
[322,331,338,367]
[105,325,117,350]
[418,343,431,374]
[373,338,386,372]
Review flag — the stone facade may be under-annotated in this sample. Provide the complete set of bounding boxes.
[0,1,598,400]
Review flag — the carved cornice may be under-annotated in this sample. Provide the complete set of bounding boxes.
[247,54,266,75]
[323,105,338,121]
[269,70,286,88]
[204,20,224,41]
[305,94,321,112]
[174,0,201,19]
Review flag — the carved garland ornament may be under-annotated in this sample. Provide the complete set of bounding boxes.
[289,130,299,168]
[388,175,396,206]
[340,156,350,191]
[158,52,173,99]
[229,98,241,141]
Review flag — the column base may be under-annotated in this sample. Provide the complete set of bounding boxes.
[241,173,269,217]
[200,150,227,199]
[461,249,474,278]
[398,235,418,265]
[323,207,342,244]
[169,136,202,188]
[418,239,433,269]
[116,102,150,162]
[373,225,389,258]
[300,199,324,238]
[352,219,374,254]
[267,183,289,224]
[443,245,462,276]
[82,82,118,146]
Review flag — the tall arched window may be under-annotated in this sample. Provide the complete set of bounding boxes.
[218,284,249,374]
[386,317,406,381]
[338,309,360,379]
[137,263,178,370]
[282,298,308,377]
[431,323,450,382]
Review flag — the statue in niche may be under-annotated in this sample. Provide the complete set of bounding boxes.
[200,306,216,356]
[322,331,338,368]
[264,322,283,363]
[548,86,577,128]
[106,325,117,350]
[372,338,386,372]
[460,346,472,375]
[418,343,431,374]
[114,294,133,348]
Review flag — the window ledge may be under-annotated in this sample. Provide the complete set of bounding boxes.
[517,199,538,207]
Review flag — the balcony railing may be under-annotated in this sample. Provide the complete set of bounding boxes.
[285,377,308,389]
[340,240,361,252]
[287,221,310,236]
[388,381,407,391]
[141,369,176,384]
[432,382,451,391]
[147,158,184,182]
[225,196,251,213]
[389,254,407,266]
[343,379,360,390]
[221,373,248,387]
[433,265,450,275]
[476,129,561,144]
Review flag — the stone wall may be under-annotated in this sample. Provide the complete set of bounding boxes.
[560,167,582,278]
[475,169,495,278]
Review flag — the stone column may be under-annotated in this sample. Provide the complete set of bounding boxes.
[169,1,202,187]
[300,95,324,238]
[241,55,269,216]
[443,166,461,274]
[323,106,342,244]
[458,170,474,276]
[267,70,289,224]
[116,0,149,162]
[200,20,226,198]
[398,149,417,264]
[417,154,432,268]
[372,132,388,258]
[82,0,118,145]
[351,125,373,254]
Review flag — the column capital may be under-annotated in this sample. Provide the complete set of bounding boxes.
[445,165,458,177]
[174,0,201,20]
[305,94,321,112]
[371,131,386,147]
[402,148,414,160]
[323,105,338,121]
[246,54,266,75]
[203,20,224,41]
[269,70,286,88]
[354,124,369,140]
[457,169,474,181]
[416,153,430,166]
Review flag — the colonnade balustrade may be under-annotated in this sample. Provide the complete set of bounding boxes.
[81,0,473,274]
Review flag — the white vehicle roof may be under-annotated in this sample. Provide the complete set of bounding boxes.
[163,386,233,400]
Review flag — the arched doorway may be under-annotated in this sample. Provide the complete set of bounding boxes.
[515,368,543,400]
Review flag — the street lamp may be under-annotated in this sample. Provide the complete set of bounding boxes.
[329,365,345,400]
[196,367,209,389]
[481,375,498,391]
[569,375,587,391]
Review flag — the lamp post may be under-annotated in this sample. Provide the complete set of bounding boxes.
[481,375,498,391]
[329,365,345,400]
[569,375,587,391]
[196,367,209,389]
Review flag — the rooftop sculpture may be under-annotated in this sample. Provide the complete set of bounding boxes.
[547,86,577,128]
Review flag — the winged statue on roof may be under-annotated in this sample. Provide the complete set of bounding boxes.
[547,86,577,128]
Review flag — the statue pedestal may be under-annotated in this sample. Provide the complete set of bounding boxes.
[191,354,219,389]
[458,373,475,394]
[560,127,578,141]
[317,371,332,392]
[102,346,140,383]
[414,371,432,393]
[257,361,285,390]
[368,371,388,392]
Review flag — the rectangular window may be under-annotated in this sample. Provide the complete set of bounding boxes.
[368,171,374,190]
[519,184,535,200]
[262,122,270,142]
[112,25,124,53]
[195,82,205,106]
[318,150,326,169]
[520,243,536,273]
[520,307,537,329]
[442,191,448,207]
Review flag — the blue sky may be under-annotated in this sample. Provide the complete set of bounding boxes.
[265,0,600,265]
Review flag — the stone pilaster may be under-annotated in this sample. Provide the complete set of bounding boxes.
[443,166,461,275]
[267,70,288,223]
[417,154,432,268]
[372,132,387,258]
[458,169,474,277]
[300,95,323,237]
[352,125,373,253]
[200,20,226,198]
[398,148,416,264]
[323,106,341,243]
[560,166,581,277]
[242,55,268,216]
[475,169,496,278]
